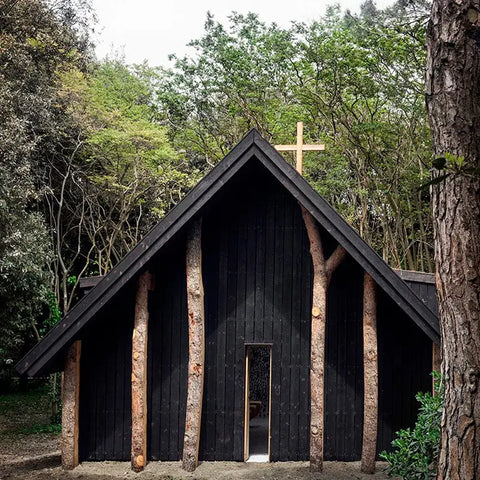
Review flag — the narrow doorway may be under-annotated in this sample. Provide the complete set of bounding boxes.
[244,345,271,462]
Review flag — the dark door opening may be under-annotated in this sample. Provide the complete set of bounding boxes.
[244,345,271,462]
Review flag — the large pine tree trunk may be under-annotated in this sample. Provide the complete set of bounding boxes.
[426,2,480,478]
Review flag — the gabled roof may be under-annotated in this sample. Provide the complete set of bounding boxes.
[17,129,440,376]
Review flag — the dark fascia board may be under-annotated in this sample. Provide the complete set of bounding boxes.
[78,276,104,289]
[394,269,436,285]
[17,129,439,376]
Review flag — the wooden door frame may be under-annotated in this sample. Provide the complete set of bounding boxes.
[244,346,250,462]
[243,343,272,462]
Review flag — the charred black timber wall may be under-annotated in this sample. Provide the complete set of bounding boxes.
[324,258,364,460]
[377,290,432,454]
[398,271,438,316]
[79,288,135,461]
[200,161,314,461]
[77,158,433,462]
[147,242,189,461]
[200,161,363,461]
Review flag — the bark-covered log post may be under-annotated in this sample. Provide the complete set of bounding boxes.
[61,340,81,470]
[301,207,346,472]
[182,217,205,472]
[131,270,154,472]
[426,2,480,478]
[361,273,378,474]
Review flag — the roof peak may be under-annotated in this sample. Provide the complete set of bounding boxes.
[16,130,439,377]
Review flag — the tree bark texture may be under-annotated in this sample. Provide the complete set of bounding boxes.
[433,343,442,395]
[361,273,378,474]
[61,340,81,470]
[301,206,346,471]
[182,217,205,472]
[426,2,480,478]
[131,270,153,472]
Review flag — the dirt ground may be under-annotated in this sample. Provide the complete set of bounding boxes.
[0,387,397,480]
[0,455,396,480]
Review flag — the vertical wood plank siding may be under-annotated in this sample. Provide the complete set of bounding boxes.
[324,257,364,461]
[199,163,310,461]
[403,280,438,315]
[199,161,362,461]
[79,288,135,461]
[376,290,432,455]
[147,242,188,460]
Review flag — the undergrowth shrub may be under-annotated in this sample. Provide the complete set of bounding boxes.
[381,373,443,480]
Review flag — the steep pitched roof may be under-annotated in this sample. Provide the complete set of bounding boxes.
[17,129,439,376]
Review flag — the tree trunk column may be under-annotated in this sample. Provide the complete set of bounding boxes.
[361,273,378,474]
[310,283,327,470]
[61,340,81,470]
[131,271,153,472]
[301,206,346,472]
[182,217,205,472]
[301,208,327,471]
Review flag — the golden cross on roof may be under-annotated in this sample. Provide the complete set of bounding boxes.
[275,122,325,174]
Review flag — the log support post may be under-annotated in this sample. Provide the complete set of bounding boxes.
[61,340,81,470]
[182,217,205,472]
[361,273,378,474]
[301,206,346,472]
[131,270,154,472]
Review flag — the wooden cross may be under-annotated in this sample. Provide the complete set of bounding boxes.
[275,122,325,174]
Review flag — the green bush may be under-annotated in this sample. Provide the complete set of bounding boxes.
[381,373,443,480]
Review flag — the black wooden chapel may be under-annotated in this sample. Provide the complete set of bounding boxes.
[16,130,440,472]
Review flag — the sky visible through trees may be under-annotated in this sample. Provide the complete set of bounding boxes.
[90,0,397,66]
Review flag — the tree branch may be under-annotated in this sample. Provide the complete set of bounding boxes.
[326,245,347,285]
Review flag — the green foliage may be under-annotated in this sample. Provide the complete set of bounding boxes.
[0,0,93,361]
[0,385,47,415]
[159,0,434,271]
[381,373,443,479]
[59,59,196,274]
[39,290,62,338]
[432,153,465,172]
[48,372,62,424]
[20,423,62,434]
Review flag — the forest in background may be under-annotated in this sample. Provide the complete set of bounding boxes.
[0,0,433,365]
